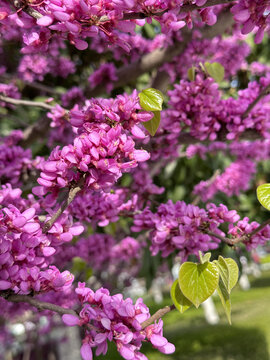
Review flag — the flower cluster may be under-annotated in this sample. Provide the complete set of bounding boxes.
[0,183,83,294]
[193,159,257,201]
[132,200,270,259]
[62,284,175,360]
[167,74,270,142]
[0,144,32,186]
[70,189,126,227]
[89,63,118,93]
[231,0,270,43]
[35,92,151,195]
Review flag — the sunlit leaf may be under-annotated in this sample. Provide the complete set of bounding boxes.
[179,262,219,308]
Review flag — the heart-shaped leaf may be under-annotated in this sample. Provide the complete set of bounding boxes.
[171,279,192,313]
[142,111,160,136]
[257,183,270,211]
[139,88,164,111]
[204,62,224,83]
[178,262,219,308]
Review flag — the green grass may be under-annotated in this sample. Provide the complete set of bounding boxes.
[95,271,270,360]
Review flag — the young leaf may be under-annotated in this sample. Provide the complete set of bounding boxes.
[187,66,196,81]
[142,111,160,136]
[217,278,232,325]
[139,88,164,111]
[199,251,211,264]
[178,262,219,308]
[257,183,270,211]
[170,279,192,313]
[204,62,225,83]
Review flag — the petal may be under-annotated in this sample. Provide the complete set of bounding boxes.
[159,342,175,354]
[0,280,12,290]
[150,334,168,347]
[80,343,93,360]
[62,314,80,326]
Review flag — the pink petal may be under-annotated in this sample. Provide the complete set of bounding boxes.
[43,247,56,257]
[150,334,168,347]
[0,280,12,290]
[23,222,40,234]
[62,314,80,326]
[159,342,175,354]
[80,343,93,360]
[37,15,53,26]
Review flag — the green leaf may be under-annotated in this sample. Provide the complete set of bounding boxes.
[214,256,239,294]
[187,66,196,81]
[142,111,160,136]
[204,62,225,83]
[217,278,232,324]
[178,262,219,308]
[224,258,239,292]
[170,279,192,313]
[199,251,211,264]
[257,183,270,210]
[139,88,164,111]
[214,256,230,291]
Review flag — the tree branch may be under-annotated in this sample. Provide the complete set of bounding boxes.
[203,229,233,245]
[0,95,54,110]
[101,0,235,22]
[141,305,175,329]
[242,83,270,119]
[9,0,43,19]
[86,10,234,97]
[42,176,85,233]
[233,218,270,244]
[2,293,77,316]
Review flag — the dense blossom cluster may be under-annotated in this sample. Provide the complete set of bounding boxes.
[232,0,270,43]
[162,35,250,83]
[0,183,84,294]
[62,284,175,360]
[0,133,32,186]
[132,200,270,259]
[162,74,270,147]
[193,159,257,201]
[36,93,151,196]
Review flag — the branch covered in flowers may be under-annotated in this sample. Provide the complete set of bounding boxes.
[86,10,234,97]
[2,293,78,316]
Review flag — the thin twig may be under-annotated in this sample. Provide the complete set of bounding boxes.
[242,83,270,119]
[0,95,54,110]
[203,229,233,245]
[42,176,85,233]
[2,293,77,316]
[141,305,175,329]
[9,0,43,19]
[233,218,270,244]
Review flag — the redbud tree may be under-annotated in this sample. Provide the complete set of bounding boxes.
[1,0,270,359]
